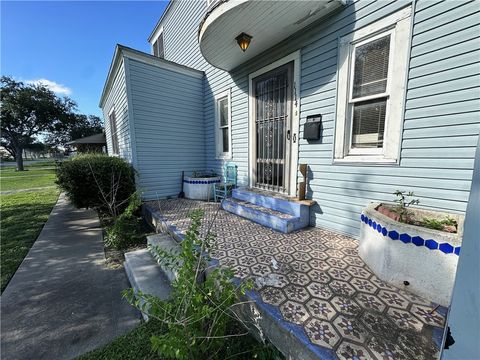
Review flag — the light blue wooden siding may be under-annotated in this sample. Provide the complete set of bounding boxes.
[158,1,237,181]
[101,60,133,162]
[127,57,205,200]
[155,0,479,237]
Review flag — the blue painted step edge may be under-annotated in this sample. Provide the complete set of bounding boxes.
[222,199,308,234]
[232,188,310,218]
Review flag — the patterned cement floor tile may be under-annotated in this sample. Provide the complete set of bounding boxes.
[333,315,369,343]
[337,341,371,360]
[280,300,310,325]
[331,295,362,316]
[411,304,445,328]
[147,199,446,359]
[355,293,387,313]
[306,298,336,321]
[387,308,424,332]
[305,318,341,349]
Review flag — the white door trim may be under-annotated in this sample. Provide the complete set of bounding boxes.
[248,50,301,197]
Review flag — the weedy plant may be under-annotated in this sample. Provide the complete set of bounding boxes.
[123,209,275,360]
[392,190,420,223]
[104,192,143,250]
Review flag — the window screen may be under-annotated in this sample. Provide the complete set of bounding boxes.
[153,33,164,59]
[352,35,390,98]
[352,99,386,148]
[218,96,229,153]
[108,111,119,154]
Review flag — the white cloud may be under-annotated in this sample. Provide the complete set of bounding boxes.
[26,79,72,96]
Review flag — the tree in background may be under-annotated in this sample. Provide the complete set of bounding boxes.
[45,114,104,150]
[1,76,76,170]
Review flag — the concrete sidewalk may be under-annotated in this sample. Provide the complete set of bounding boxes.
[1,194,141,360]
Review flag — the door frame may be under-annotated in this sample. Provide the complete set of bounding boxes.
[248,50,301,197]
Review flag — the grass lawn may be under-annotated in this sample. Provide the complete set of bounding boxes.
[78,320,162,360]
[0,163,60,292]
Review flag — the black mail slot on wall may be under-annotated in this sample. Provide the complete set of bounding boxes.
[303,114,322,140]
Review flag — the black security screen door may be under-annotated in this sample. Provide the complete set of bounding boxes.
[253,62,293,193]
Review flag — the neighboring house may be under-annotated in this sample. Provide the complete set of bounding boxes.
[67,133,107,153]
[100,0,480,239]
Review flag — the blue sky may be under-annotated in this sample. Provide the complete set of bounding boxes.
[1,1,168,118]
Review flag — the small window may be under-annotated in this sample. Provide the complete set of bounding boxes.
[153,32,164,59]
[108,109,119,155]
[334,7,411,163]
[215,90,231,158]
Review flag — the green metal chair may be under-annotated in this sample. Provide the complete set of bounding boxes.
[213,162,237,202]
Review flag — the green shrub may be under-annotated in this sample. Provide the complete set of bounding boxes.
[105,193,143,250]
[55,154,136,217]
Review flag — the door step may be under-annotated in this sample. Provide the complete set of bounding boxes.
[124,249,172,321]
[222,197,309,233]
[147,234,182,283]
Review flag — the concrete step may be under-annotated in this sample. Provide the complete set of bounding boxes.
[147,234,182,283]
[232,188,312,219]
[124,249,172,321]
[222,198,309,233]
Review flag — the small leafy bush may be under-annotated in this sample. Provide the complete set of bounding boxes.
[392,190,420,223]
[420,218,444,231]
[124,210,275,360]
[55,154,136,217]
[105,192,143,250]
[421,216,458,232]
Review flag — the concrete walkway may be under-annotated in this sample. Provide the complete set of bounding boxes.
[1,194,141,360]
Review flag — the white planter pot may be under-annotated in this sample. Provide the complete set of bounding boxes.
[184,176,220,200]
[359,203,464,306]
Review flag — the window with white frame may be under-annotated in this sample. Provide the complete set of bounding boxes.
[215,90,231,159]
[334,7,412,163]
[153,31,164,59]
[108,108,119,155]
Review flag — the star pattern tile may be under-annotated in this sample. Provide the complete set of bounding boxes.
[147,199,446,359]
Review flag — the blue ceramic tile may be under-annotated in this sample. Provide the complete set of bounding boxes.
[425,239,438,250]
[412,236,424,247]
[381,227,388,236]
[388,230,399,240]
[400,233,411,244]
[439,243,454,254]
[454,247,461,256]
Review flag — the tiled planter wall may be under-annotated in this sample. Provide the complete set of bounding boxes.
[359,203,464,306]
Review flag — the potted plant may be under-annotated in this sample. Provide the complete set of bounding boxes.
[359,191,464,306]
[184,170,220,200]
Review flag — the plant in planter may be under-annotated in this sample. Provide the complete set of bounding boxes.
[360,190,464,306]
[184,170,220,201]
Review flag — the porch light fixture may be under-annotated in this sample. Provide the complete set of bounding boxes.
[235,32,252,52]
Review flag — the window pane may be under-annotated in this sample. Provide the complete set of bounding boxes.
[219,98,228,126]
[157,33,164,59]
[353,35,390,98]
[222,128,229,153]
[153,40,159,57]
[352,98,386,148]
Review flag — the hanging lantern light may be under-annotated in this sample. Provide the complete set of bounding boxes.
[235,32,252,52]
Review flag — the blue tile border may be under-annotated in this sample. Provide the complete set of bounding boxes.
[183,179,221,184]
[360,213,461,256]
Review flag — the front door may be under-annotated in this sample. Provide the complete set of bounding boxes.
[253,62,293,194]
